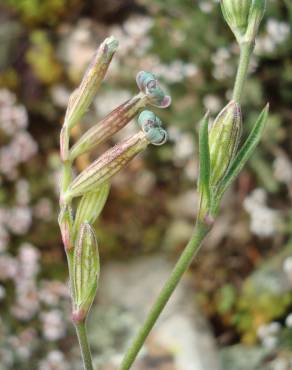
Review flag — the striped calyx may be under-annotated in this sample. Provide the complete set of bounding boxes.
[65,132,150,201]
[221,0,265,42]
[72,223,99,323]
[64,36,119,130]
[69,71,171,161]
[69,94,147,160]
[221,0,251,38]
[209,101,242,187]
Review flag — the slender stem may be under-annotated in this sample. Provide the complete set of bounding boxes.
[118,222,209,370]
[232,41,254,103]
[75,322,95,370]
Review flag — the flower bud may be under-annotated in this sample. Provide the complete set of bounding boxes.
[245,0,266,42]
[136,71,171,108]
[65,132,150,201]
[73,181,110,240]
[221,0,266,42]
[58,205,74,251]
[72,223,99,323]
[209,101,242,187]
[221,0,251,39]
[64,36,118,130]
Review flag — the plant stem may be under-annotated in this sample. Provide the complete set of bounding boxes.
[75,322,94,370]
[118,221,209,370]
[232,41,254,103]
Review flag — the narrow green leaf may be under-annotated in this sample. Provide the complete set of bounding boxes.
[198,111,211,205]
[217,103,269,199]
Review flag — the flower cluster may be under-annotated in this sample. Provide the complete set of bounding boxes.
[58,36,171,324]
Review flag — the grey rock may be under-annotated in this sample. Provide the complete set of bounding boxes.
[220,345,268,370]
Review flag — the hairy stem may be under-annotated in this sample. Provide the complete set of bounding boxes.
[118,222,209,370]
[75,322,94,370]
[232,41,254,103]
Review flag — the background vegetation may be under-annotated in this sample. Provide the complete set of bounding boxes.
[0,0,291,369]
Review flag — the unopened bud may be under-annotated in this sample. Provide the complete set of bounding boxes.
[245,0,266,42]
[136,71,171,108]
[72,223,99,323]
[64,36,118,130]
[58,205,74,251]
[221,0,266,42]
[221,0,251,39]
[73,181,110,240]
[209,101,242,187]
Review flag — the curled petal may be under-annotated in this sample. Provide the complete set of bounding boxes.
[146,127,168,146]
[136,71,171,108]
[138,110,162,133]
[138,110,168,146]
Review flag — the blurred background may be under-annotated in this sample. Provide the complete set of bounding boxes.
[0,0,292,369]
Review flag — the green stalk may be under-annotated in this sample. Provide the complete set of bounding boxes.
[118,222,209,370]
[232,41,254,103]
[75,322,94,370]
[60,126,94,370]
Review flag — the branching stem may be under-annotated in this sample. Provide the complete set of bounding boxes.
[118,222,209,370]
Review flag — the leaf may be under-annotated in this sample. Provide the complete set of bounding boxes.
[198,112,211,205]
[217,103,269,200]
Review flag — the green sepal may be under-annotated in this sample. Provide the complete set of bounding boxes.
[73,181,110,241]
[216,104,269,202]
[198,112,211,207]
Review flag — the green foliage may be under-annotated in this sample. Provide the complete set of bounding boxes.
[0,0,292,367]
[25,31,62,85]
[3,0,71,25]
[217,284,237,315]
[234,241,292,343]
